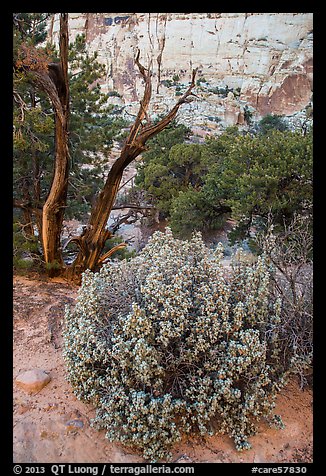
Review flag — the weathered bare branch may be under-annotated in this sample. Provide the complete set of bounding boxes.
[122,50,153,151]
[112,204,155,210]
[13,199,42,211]
[137,67,198,143]
[97,242,127,265]
[32,70,65,124]
[13,90,28,121]
[118,174,136,191]
[68,52,198,280]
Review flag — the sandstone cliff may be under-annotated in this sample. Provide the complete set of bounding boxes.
[47,13,313,131]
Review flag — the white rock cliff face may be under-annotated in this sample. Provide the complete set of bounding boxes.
[47,13,313,130]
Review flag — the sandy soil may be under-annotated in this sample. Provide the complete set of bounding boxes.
[13,274,313,464]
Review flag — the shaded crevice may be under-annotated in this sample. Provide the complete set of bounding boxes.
[156,13,167,94]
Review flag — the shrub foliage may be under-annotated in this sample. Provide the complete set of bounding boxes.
[137,126,312,241]
[63,229,297,461]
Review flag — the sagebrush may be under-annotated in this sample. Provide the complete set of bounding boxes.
[63,229,298,462]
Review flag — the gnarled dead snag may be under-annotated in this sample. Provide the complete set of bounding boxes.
[66,53,198,282]
[15,18,197,282]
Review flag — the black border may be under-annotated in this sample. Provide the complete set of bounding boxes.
[6,5,321,474]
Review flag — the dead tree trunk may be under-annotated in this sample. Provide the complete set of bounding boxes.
[32,13,70,276]
[66,52,197,283]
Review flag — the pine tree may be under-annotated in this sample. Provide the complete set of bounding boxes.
[13,13,55,266]
[67,34,129,220]
[14,14,198,280]
[14,15,129,272]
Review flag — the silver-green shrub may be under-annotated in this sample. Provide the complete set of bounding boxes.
[63,228,289,462]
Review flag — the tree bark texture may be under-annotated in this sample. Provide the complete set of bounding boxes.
[34,13,70,275]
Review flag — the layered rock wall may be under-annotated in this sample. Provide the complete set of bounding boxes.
[47,13,313,130]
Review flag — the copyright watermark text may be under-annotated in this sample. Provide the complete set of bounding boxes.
[12,465,195,476]
[251,468,307,474]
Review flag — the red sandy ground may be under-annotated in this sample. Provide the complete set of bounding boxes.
[13,275,313,464]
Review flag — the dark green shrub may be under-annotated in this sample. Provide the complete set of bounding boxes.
[107,90,122,98]
[63,229,294,462]
[102,234,135,261]
[234,87,241,97]
[13,221,40,270]
[196,77,207,86]
[161,79,173,88]
[258,114,288,134]
[243,105,253,125]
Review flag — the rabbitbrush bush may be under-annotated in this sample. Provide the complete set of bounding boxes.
[63,228,289,462]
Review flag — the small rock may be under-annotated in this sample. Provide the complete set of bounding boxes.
[15,369,51,394]
[44,402,59,412]
[65,419,84,432]
[175,455,193,463]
